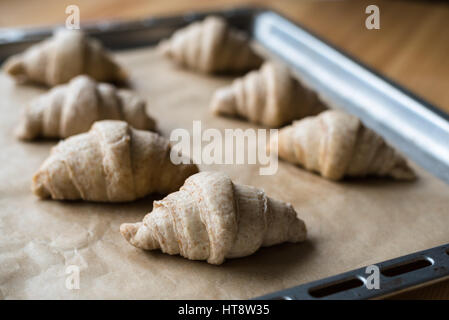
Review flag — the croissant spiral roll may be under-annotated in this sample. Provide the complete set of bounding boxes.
[3,29,126,86]
[16,75,156,140]
[273,110,416,180]
[159,16,263,74]
[211,62,327,127]
[33,120,199,202]
[120,171,307,265]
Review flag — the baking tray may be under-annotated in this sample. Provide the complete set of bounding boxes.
[1,6,449,300]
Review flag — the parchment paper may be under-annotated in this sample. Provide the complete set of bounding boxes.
[1,47,449,299]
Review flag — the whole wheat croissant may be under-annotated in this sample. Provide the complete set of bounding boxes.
[273,110,416,180]
[3,29,126,86]
[159,16,263,74]
[16,75,156,140]
[120,171,307,265]
[32,120,199,202]
[210,62,327,127]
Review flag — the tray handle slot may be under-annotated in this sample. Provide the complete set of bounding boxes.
[381,257,434,278]
[307,277,365,298]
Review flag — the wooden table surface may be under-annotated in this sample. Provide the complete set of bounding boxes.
[1,0,449,299]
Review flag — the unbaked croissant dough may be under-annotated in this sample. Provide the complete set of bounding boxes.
[210,62,327,127]
[159,16,263,74]
[120,171,307,265]
[16,75,156,140]
[3,29,126,86]
[272,110,416,180]
[32,120,199,202]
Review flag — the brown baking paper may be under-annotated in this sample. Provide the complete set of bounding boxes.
[1,47,449,299]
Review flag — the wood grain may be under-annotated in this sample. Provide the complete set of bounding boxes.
[1,0,448,299]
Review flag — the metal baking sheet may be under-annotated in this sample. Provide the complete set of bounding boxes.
[1,7,448,299]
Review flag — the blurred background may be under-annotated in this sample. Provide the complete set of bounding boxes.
[1,0,448,299]
[1,0,448,114]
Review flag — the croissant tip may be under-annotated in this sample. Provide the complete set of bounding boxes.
[286,204,307,242]
[15,118,36,141]
[114,67,129,85]
[147,117,158,132]
[16,131,33,141]
[15,126,29,140]
[210,88,236,116]
[3,55,25,77]
[157,40,170,56]
[391,165,417,181]
[296,219,308,242]
[31,172,51,199]
[120,223,139,243]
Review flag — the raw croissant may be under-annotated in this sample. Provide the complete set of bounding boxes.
[32,120,199,202]
[16,75,156,140]
[120,171,307,265]
[3,29,126,86]
[159,16,263,74]
[210,62,327,127]
[273,110,416,180]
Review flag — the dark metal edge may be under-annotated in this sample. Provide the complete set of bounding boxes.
[255,243,449,300]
